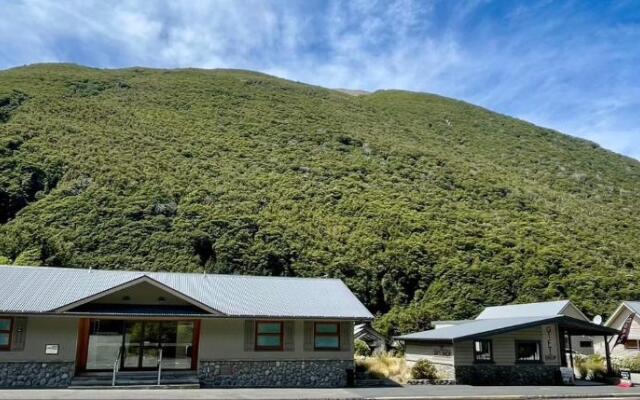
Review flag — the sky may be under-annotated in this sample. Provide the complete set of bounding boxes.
[1,0,638,159]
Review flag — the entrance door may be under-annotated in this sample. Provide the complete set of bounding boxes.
[82,319,196,371]
[122,321,194,370]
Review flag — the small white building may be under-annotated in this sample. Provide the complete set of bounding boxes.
[396,300,617,385]
[594,301,640,359]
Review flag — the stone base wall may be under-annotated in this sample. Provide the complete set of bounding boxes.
[432,362,455,380]
[455,364,560,385]
[199,360,353,387]
[0,362,74,388]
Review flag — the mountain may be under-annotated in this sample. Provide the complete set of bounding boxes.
[1,64,639,335]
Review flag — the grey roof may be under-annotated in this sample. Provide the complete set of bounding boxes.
[432,320,474,326]
[623,301,640,315]
[396,315,618,343]
[0,265,373,320]
[475,300,572,319]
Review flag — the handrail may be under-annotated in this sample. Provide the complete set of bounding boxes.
[112,346,122,387]
[157,347,163,386]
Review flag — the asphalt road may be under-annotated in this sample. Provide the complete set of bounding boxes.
[1,385,640,400]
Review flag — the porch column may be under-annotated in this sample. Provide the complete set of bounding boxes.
[604,335,613,376]
[567,333,574,370]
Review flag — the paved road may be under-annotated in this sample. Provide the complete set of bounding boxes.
[1,385,640,400]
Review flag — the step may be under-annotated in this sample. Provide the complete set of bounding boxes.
[69,383,201,390]
[70,371,200,388]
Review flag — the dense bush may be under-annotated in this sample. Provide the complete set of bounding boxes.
[354,339,371,357]
[616,354,640,372]
[575,354,607,381]
[1,65,640,332]
[411,359,439,380]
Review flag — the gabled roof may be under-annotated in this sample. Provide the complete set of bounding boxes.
[0,265,373,320]
[604,301,640,327]
[475,300,588,321]
[396,315,617,343]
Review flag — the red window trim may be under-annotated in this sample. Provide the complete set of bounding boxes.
[0,317,13,351]
[255,321,284,351]
[314,321,340,351]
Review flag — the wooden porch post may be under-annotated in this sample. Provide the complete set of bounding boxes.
[604,335,613,376]
[567,333,574,370]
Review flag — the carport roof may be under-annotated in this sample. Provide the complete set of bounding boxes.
[396,315,618,343]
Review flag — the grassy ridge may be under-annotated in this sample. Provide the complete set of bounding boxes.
[1,64,639,335]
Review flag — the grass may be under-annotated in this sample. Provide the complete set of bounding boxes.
[355,353,411,383]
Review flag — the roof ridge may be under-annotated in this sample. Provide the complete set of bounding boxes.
[0,265,342,282]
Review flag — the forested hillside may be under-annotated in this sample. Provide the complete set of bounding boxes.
[1,64,639,335]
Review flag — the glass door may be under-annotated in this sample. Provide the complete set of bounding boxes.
[122,320,194,370]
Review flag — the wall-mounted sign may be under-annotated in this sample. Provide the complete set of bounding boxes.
[45,344,59,355]
[541,324,558,362]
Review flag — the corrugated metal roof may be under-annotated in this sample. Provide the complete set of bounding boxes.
[397,316,553,342]
[397,315,618,343]
[475,300,570,319]
[623,301,640,315]
[0,265,373,320]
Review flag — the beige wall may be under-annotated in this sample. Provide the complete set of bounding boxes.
[453,325,561,366]
[198,319,354,361]
[0,316,79,363]
[93,282,191,306]
[405,342,454,366]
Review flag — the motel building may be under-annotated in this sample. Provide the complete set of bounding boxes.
[396,300,618,385]
[0,265,373,388]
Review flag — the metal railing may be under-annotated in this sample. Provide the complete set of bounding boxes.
[157,347,163,386]
[112,347,122,387]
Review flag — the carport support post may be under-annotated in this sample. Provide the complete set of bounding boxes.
[567,334,574,370]
[604,335,613,376]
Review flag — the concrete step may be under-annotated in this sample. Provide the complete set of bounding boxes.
[70,371,199,388]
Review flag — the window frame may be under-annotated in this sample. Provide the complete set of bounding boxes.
[624,340,639,349]
[579,340,593,348]
[472,339,493,363]
[515,340,543,364]
[313,322,340,351]
[254,321,284,351]
[0,317,12,351]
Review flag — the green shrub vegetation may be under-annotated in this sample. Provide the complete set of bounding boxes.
[575,354,607,380]
[354,339,372,357]
[616,354,640,372]
[1,64,639,334]
[411,359,439,380]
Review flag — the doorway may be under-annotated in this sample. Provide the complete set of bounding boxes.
[84,319,197,371]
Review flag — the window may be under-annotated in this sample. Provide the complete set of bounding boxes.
[255,321,283,351]
[516,341,541,362]
[0,318,11,350]
[579,340,593,348]
[314,322,340,350]
[624,340,639,349]
[473,340,492,362]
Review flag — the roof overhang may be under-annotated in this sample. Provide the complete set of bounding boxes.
[396,316,618,343]
[52,275,224,315]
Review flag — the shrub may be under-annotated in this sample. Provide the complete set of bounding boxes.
[0,256,11,264]
[355,352,411,383]
[616,354,640,372]
[575,354,607,381]
[411,359,439,380]
[354,339,371,357]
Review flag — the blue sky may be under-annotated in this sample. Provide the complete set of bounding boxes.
[1,0,638,159]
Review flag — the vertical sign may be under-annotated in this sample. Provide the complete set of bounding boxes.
[541,324,558,362]
[615,313,636,348]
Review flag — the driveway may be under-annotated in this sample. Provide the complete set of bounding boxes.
[1,385,640,400]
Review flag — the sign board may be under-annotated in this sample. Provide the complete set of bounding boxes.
[45,344,59,355]
[560,367,575,385]
[541,324,558,362]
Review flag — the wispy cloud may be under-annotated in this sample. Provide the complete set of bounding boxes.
[0,0,638,159]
